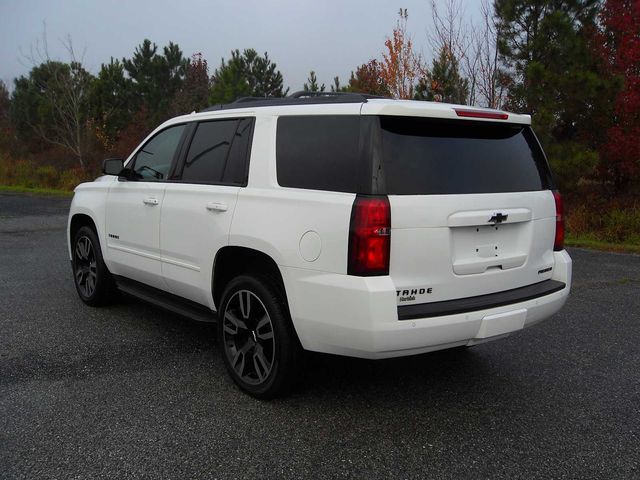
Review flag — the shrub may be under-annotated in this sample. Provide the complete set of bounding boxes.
[58,168,86,191]
[34,165,59,188]
[546,142,599,192]
[12,159,37,188]
[567,201,640,245]
[600,207,640,244]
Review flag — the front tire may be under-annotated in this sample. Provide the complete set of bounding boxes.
[72,226,116,306]
[218,274,303,399]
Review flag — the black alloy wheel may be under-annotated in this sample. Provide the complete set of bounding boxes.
[222,290,276,385]
[218,274,303,399]
[74,235,97,298]
[72,225,116,306]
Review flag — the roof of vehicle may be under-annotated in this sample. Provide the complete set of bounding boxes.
[168,91,532,126]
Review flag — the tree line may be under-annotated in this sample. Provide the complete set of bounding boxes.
[0,0,638,196]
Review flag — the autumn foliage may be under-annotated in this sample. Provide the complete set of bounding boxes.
[349,60,390,97]
[597,0,640,189]
[379,9,425,99]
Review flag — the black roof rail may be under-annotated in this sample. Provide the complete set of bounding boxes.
[201,90,388,112]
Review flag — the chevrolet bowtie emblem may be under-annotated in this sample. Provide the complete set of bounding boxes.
[489,213,508,224]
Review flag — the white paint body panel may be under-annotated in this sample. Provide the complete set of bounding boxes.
[388,191,557,306]
[282,251,571,359]
[68,98,571,359]
[105,180,167,290]
[160,183,240,308]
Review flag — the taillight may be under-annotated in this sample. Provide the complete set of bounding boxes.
[553,190,564,251]
[348,195,391,276]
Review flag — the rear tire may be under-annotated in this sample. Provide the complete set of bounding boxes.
[72,226,116,306]
[217,274,303,399]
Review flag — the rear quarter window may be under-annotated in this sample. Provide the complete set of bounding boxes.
[379,116,552,195]
[276,115,361,193]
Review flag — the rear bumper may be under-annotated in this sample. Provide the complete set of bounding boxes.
[283,250,572,359]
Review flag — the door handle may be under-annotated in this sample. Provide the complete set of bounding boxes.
[206,202,228,212]
[143,197,159,206]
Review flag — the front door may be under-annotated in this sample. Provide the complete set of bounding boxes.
[105,124,187,290]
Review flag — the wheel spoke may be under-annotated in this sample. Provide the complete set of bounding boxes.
[75,242,85,260]
[253,344,271,382]
[81,238,89,259]
[239,291,251,319]
[256,315,274,341]
[231,339,253,376]
[224,311,248,335]
[86,274,95,295]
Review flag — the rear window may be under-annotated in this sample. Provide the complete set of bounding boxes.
[276,115,361,193]
[379,116,552,195]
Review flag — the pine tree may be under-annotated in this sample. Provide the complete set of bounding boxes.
[123,39,188,123]
[209,49,288,104]
[89,58,133,146]
[495,0,615,189]
[330,76,350,93]
[303,71,325,92]
[415,45,468,104]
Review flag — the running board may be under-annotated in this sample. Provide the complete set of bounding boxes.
[113,275,216,323]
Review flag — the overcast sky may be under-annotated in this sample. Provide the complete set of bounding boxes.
[0,0,483,93]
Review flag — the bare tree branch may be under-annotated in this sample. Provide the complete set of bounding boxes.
[21,27,92,170]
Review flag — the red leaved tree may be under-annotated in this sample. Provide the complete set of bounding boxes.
[349,60,391,96]
[598,0,640,190]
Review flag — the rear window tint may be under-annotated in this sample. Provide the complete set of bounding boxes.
[276,115,361,193]
[379,116,551,195]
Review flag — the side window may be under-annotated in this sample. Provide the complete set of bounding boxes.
[180,117,253,185]
[131,124,186,181]
[276,115,361,193]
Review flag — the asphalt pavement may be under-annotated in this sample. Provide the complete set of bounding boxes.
[1,191,639,479]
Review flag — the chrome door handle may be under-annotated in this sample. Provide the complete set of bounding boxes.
[206,202,228,212]
[143,197,159,206]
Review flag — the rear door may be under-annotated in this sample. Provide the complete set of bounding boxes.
[160,117,254,307]
[372,115,557,306]
[105,124,187,290]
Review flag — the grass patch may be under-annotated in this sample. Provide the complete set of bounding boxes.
[0,184,74,197]
[566,234,640,254]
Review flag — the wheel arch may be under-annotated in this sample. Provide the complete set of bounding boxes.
[69,212,103,259]
[212,246,289,313]
[69,213,99,246]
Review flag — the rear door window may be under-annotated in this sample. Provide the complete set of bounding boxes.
[378,116,552,195]
[180,118,253,185]
[276,115,361,193]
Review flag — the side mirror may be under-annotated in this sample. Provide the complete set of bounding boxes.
[102,158,125,176]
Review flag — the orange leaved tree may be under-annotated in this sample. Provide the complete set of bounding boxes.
[380,9,426,99]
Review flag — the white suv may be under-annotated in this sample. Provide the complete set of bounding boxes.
[67,92,572,398]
